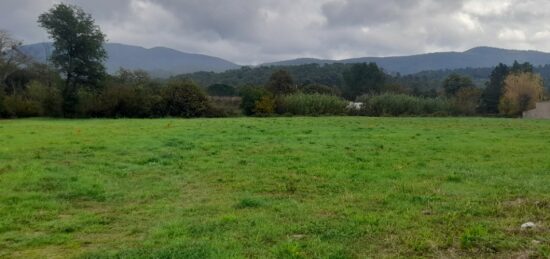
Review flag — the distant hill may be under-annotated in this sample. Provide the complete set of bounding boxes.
[264,47,550,74]
[19,42,240,78]
[20,44,550,78]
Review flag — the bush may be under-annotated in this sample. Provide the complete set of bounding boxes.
[2,95,42,117]
[278,93,347,115]
[99,83,161,118]
[0,88,6,117]
[26,81,63,117]
[451,87,481,115]
[76,88,103,117]
[161,80,211,118]
[254,95,276,115]
[358,93,451,116]
[239,86,271,115]
[0,81,63,118]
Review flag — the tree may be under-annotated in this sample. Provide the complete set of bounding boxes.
[266,70,296,95]
[0,30,28,90]
[442,73,474,97]
[161,80,210,117]
[499,72,544,116]
[239,85,270,115]
[452,87,482,115]
[114,68,151,86]
[343,63,385,100]
[480,63,509,114]
[38,3,107,115]
[510,61,533,74]
[299,83,340,96]
[207,84,236,96]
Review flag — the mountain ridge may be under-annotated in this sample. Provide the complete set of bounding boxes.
[20,42,240,78]
[262,47,550,74]
[20,43,550,77]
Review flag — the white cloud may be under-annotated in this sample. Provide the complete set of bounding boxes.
[462,0,512,16]
[498,28,526,41]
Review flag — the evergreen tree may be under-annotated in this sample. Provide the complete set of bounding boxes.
[481,63,509,114]
[342,63,385,100]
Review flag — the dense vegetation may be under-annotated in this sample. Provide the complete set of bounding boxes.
[1,118,549,258]
[1,3,549,119]
[180,63,550,93]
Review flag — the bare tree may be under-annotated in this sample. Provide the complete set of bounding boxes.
[0,30,29,88]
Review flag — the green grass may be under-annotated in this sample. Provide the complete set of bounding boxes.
[0,117,549,258]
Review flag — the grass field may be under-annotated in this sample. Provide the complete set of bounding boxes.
[0,117,549,258]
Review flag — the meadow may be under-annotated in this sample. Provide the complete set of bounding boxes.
[0,117,549,258]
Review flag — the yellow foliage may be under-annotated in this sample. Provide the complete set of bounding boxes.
[499,73,544,116]
[253,95,275,115]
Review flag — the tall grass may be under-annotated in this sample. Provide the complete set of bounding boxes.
[208,96,242,117]
[278,93,348,115]
[358,93,451,116]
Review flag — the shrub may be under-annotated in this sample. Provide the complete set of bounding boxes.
[278,93,347,115]
[0,81,63,118]
[451,87,481,115]
[254,95,276,115]
[99,83,158,118]
[161,80,211,118]
[76,88,103,117]
[0,88,6,117]
[239,86,270,115]
[26,81,63,117]
[2,95,42,117]
[358,93,451,116]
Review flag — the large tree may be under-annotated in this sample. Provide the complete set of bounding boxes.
[343,62,385,100]
[480,63,509,114]
[38,3,107,115]
[480,61,535,114]
[499,72,544,116]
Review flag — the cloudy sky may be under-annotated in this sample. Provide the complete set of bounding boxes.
[1,0,550,64]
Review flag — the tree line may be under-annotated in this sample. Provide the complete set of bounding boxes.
[1,3,547,118]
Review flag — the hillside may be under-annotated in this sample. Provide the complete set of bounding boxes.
[179,63,550,92]
[19,43,240,77]
[264,47,550,74]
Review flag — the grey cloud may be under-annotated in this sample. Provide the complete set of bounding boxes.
[1,0,550,64]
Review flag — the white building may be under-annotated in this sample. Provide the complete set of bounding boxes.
[523,101,550,119]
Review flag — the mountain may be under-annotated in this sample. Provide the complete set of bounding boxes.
[20,44,550,77]
[263,47,550,74]
[19,42,240,77]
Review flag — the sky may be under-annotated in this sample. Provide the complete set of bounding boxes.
[1,0,550,65]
